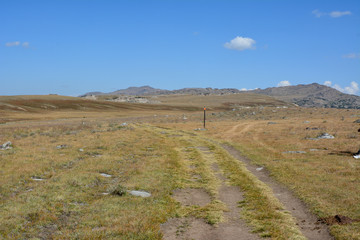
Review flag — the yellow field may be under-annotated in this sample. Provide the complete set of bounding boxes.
[1,95,359,239]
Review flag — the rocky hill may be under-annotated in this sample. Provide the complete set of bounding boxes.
[81,83,360,109]
[81,86,241,96]
[250,83,360,109]
[80,86,166,96]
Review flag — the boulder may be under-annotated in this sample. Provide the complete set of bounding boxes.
[0,141,12,150]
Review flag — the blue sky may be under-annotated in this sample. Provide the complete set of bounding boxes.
[1,0,359,96]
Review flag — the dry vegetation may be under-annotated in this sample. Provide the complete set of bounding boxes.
[1,94,360,239]
[159,106,360,239]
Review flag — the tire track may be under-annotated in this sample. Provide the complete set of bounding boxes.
[221,144,333,240]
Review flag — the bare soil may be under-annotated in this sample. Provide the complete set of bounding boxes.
[172,188,211,207]
[162,145,260,240]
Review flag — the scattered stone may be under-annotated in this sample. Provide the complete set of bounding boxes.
[283,151,307,154]
[307,133,335,140]
[128,190,151,198]
[304,121,310,123]
[310,149,319,151]
[101,192,110,195]
[353,119,360,123]
[267,122,277,125]
[256,167,264,171]
[194,128,207,131]
[317,133,335,139]
[182,115,187,120]
[121,122,128,126]
[0,141,12,150]
[100,173,112,178]
[31,177,45,181]
[79,148,84,152]
[56,144,68,149]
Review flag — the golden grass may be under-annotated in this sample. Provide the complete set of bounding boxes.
[0,122,186,239]
[1,99,360,239]
[158,106,360,239]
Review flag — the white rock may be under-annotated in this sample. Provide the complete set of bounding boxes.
[283,151,306,154]
[0,141,12,150]
[100,173,112,178]
[129,190,151,198]
[317,133,335,139]
[31,177,45,181]
[256,167,264,171]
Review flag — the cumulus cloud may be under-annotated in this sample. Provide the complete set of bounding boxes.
[329,11,352,18]
[312,10,325,18]
[22,42,29,48]
[224,36,256,51]
[5,41,30,48]
[324,81,332,87]
[277,81,291,87]
[5,41,20,47]
[312,9,352,18]
[326,81,359,95]
[342,53,360,59]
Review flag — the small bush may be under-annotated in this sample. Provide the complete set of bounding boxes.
[109,184,127,196]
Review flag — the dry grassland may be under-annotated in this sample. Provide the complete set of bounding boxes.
[1,96,360,239]
[158,106,360,239]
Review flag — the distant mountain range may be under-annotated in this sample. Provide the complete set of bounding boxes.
[80,86,240,96]
[250,83,360,109]
[80,83,360,109]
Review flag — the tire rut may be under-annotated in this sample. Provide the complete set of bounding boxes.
[222,144,334,240]
[161,144,260,240]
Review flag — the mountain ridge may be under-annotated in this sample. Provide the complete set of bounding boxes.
[249,83,360,109]
[80,83,360,109]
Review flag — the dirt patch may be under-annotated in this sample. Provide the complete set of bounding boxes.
[161,217,213,240]
[222,144,334,240]
[161,216,260,240]
[320,215,360,225]
[172,188,211,207]
[164,145,260,240]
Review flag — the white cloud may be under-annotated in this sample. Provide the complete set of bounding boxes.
[240,88,247,91]
[312,10,352,18]
[5,41,20,47]
[324,81,332,86]
[22,42,29,48]
[342,53,360,59]
[312,9,325,18]
[277,81,291,87]
[224,36,256,51]
[328,81,359,95]
[345,82,359,95]
[329,11,352,18]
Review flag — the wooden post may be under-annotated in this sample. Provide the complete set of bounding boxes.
[203,106,206,129]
